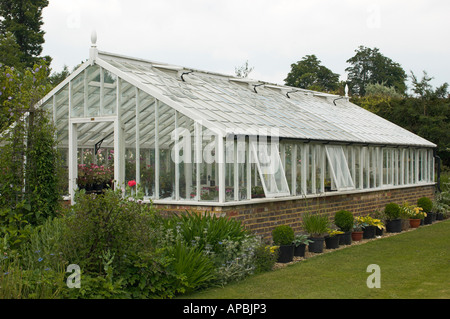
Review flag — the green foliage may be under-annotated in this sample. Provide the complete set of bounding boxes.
[384,203,400,220]
[334,210,354,232]
[417,197,433,213]
[0,0,51,68]
[271,225,294,246]
[346,46,407,96]
[166,241,216,294]
[164,211,248,253]
[252,243,278,274]
[284,55,340,93]
[61,189,161,274]
[0,60,62,251]
[302,213,330,238]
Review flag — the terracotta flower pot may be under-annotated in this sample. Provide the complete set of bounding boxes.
[409,218,421,228]
[351,231,363,241]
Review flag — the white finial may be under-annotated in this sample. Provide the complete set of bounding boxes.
[89,30,98,64]
[345,84,349,98]
[91,30,97,47]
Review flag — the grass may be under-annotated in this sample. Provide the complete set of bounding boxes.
[185,219,450,299]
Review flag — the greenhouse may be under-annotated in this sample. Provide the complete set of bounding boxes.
[38,34,437,206]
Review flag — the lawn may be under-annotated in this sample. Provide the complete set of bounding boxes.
[185,219,450,299]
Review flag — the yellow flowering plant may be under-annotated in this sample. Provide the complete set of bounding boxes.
[400,202,427,219]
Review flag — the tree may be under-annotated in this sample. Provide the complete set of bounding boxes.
[345,46,407,96]
[284,55,340,93]
[0,31,25,70]
[0,0,50,68]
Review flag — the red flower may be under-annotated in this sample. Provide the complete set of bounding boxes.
[128,180,137,187]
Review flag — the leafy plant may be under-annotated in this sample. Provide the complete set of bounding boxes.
[271,225,294,246]
[165,241,216,294]
[354,215,385,230]
[326,229,344,237]
[384,203,400,220]
[417,197,433,213]
[302,213,330,238]
[292,234,313,246]
[334,210,354,232]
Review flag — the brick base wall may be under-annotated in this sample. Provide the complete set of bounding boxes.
[154,184,436,241]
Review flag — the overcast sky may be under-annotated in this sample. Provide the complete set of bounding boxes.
[41,0,450,90]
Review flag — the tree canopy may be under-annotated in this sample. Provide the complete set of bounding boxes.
[345,46,407,97]
[0,0,50,68]
[284,55,340,93]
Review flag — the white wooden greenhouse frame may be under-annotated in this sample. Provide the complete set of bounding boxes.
[37,34,437,205]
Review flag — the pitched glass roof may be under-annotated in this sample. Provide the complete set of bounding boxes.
[38,50,436,149]
[96,51,435,148]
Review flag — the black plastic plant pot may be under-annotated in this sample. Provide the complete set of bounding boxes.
[386,219,402,233]
[363,226,376,239]
[325,236,339,249]
[431,212,437,222]
[375,227,384,236]
[424,213,434,225]
[277,244,294,263]
[308,237,324,253]
[436,212,444,221]
[293,244,306,257]
[338,231,352,245]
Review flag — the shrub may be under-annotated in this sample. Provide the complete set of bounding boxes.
[334,210,354,232]
[272,225,295,245]
[417,197,433,213]
[384,203,400,220]
[165,241,216,294]
[302,213,330,238]
[164,211,248,254]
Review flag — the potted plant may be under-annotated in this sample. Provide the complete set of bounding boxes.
[356,215,385,239]
[272,225,295,263]
[325,228,343,249]
[417,197,434,225]
[292,234,312,257]
[302,213,330,253]
[372,210,386,236]
[334,210,354,245]
[384,202,402,233]
[403,203,426,228]
[352,216,365,241]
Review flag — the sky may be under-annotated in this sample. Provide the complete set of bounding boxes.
[41,0,450,90]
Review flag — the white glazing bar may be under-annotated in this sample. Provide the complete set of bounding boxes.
[218,135,225,203]
[174,111,179,200]
[234,140,239,201]
[301,144,308,195]
[351,146,356,186]
[246,139,251,199]
[135,87,140,185]
[83,70,88,117]
[100,66,104,115]
[52,95,56,123]
[154,100,160,199]
[319,144,325,193]
[292,144,297,195]
[400,148,404,185]
[359,147,363,189]
[195,121,201,201]
[415,149,419,184]
[311,144,316,194]
[68,122,77,202]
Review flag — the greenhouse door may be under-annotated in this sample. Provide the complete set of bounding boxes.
[68,117,123,202]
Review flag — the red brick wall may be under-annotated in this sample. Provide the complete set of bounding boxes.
[154,184,436,241]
